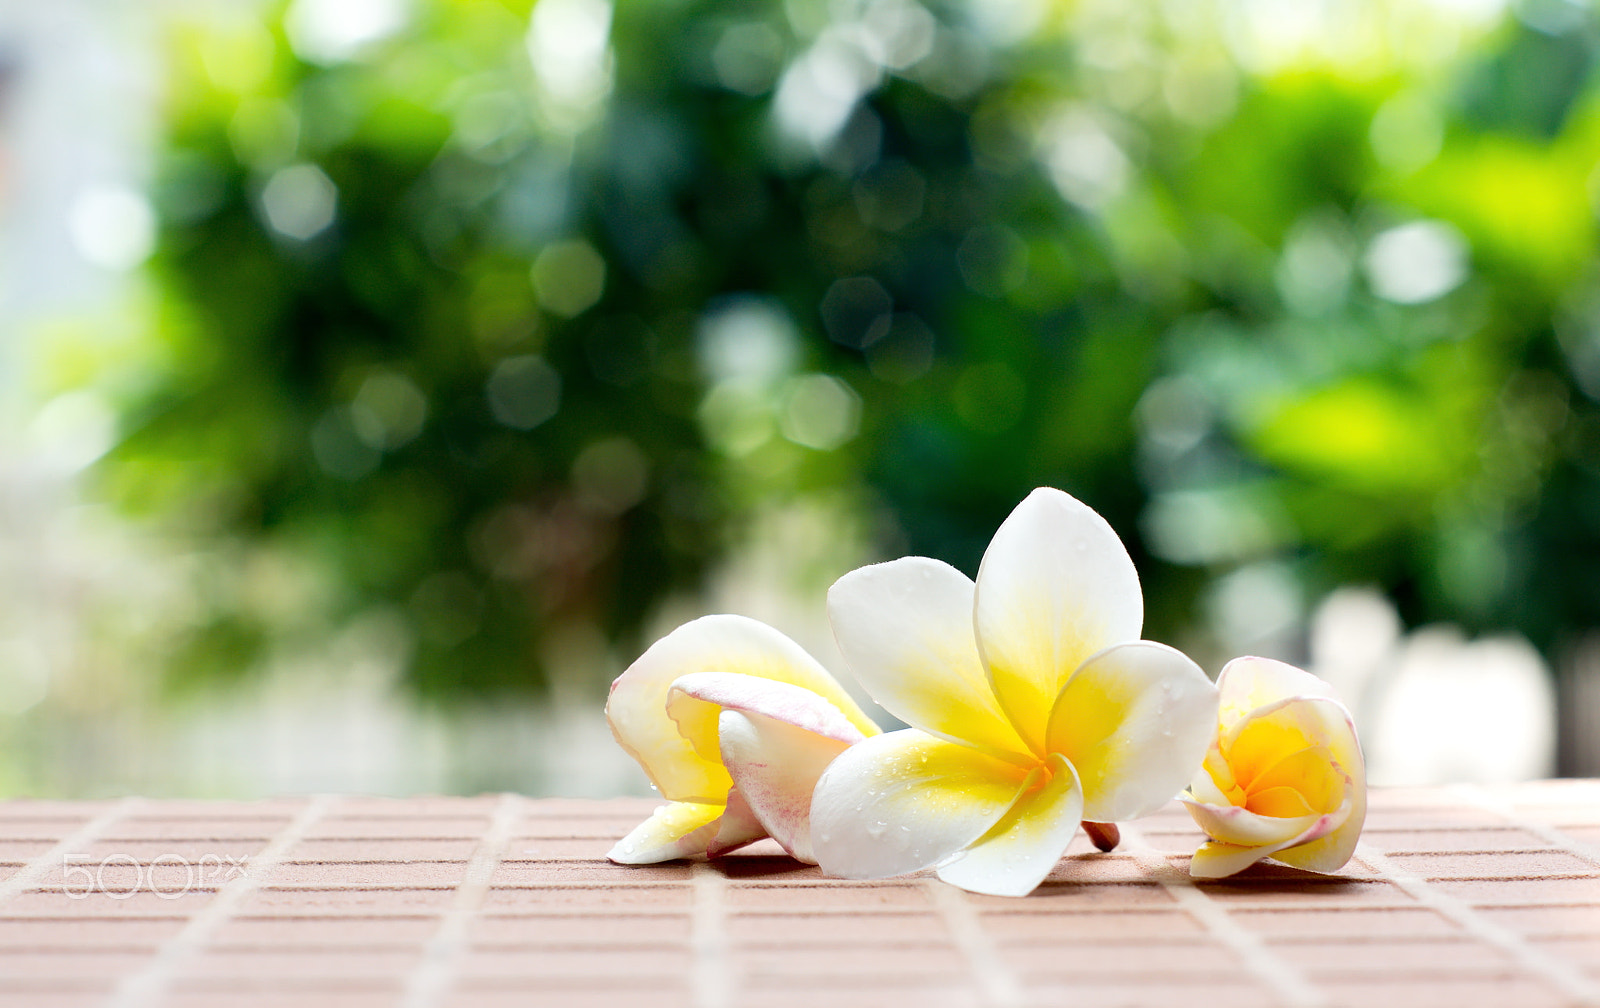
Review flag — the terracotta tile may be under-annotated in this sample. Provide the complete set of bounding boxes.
[212,914,440,947]
[469,911,690,944]
[2,889,218,918]
[724,882,931,911]
[0,949,152,979]
[730,910,948,945]
[1386,849,1595,879]
[1027,976,1279,1008]
[1228,905,1460,938]
[1316,976,1571,1007]
[288,838,479,861]
[267,861,470,887]
[1477,904,1600,936]
[481,884,692,912]
[164,994,398,1008]
[238,887,454,915]
[445,983,693,1008]
[1431,876,1600,903]
[1002,937,1238,975]
[0,916,185,948]
[737,943,968,980]
[1194,876,1402,903]
[105,819,283,841]
[458,946,692,980]
[1273,936,1514,972]
[493,859,691,886]
[965,882,1175,910]
[182,947,422,980]
[981,908,1203,939]
[1526,934,1600,967]
[303,818,489,841]
[1363,827,1554,853]
[0,992,108,1008]
[737,982,981,1008]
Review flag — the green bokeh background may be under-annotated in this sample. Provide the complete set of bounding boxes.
[22,0,1600,787]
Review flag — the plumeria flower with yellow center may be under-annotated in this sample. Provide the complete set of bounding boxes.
[1182,656,1366,879]
[810,487,1219,897]
[606,614,881,865]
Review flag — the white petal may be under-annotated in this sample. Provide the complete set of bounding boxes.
[606,615,877,803]
[810,729,1032,880]
[1047,640,1218,822]
[607,801,725,863]
[936,753,1084,897]
[718,709,855,864]
[1216,656,1338,732]
[828,557,1029,760]
[705,789,768,858]
[1180,795,1333,848]
[974,487,1145,753]
[1219,693,1366,875]
[1188,808,1346,879]
[669,671,870,747]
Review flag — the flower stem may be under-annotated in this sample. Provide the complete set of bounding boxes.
[1082,820,1120,852]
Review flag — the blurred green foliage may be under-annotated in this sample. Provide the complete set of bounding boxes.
[106,0,1600,699]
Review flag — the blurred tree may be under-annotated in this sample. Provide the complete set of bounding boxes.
[99,0,1600,729]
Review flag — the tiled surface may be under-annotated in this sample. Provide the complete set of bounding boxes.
[1,784,1600,1006]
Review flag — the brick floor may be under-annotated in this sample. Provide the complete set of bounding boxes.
[0,783,1598,1006]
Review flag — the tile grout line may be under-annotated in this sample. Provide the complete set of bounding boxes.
[1356,838,1600,1006]
[1119,824,1327,1008]
[400,792,523,1008]
[105,793,339,1008]
[922,878,1024,1008]
[691,861,733,1008]
[0,797,142,905]
[1455,783,1600,871]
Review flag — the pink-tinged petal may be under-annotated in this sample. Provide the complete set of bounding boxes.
[811,729,1032,880]
[607,801,726,864]
[668,671,872,748]
[606,615,877,804]
[828,558,1029,761]
[1216,656,1338,732]
[1220,694,1366,875]
[1180,794,1335,848]
[972,488,1145,755]
[718,709,856,864]
[935,753,1084,897]
[1188,807,1347,879]
[705,788,769,858]
[1188,839,1273,879]
[1047,640,1218,823]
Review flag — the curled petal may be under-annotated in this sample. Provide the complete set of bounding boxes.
[935,754,1084,897]
[704,789,768,858]
[719,709,857,864]
[1188,807,1346,880]
[1224,695,1366,874]
[811,730,1031,880]
[668,671,872,749]
[828,558,1028,761]
[974,488,1144,754]
[1216,656,1339,733]
[1047,640,1218,823]
[606,615,877,804]
[1181,793,1341,849]
[608,800,760,864]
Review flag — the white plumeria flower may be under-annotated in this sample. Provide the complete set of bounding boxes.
[810,487,1218,897]
[606,614,881,865]
[1182,656,1367,879]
